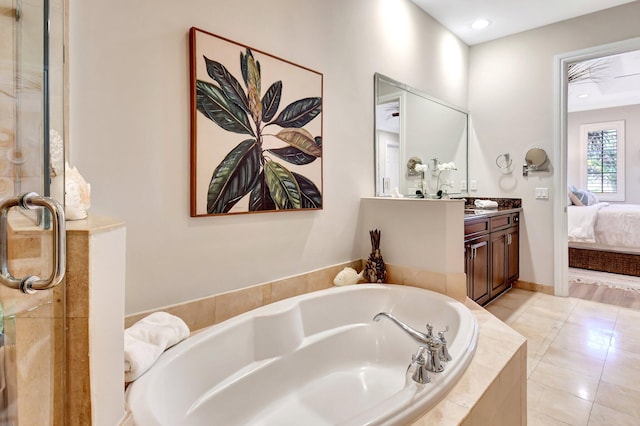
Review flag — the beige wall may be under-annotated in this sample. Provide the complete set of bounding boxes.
[468,2,640,288]
[568,104,640,204]
[69,0,469,314]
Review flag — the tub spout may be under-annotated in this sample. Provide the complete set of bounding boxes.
[373,312,431,345]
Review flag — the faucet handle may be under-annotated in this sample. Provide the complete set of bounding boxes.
[407,346,431,384]
[437,326,453,362]
[425,323,433,338]
[437,326,449,342]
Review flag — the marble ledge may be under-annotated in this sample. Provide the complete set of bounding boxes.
[361,196,465,204]
[66,214,125,234]
[463,206,522,221]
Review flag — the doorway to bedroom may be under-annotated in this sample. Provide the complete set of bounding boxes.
[557,39,640,307]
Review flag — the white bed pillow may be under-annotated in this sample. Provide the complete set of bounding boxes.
[567,204,601,242]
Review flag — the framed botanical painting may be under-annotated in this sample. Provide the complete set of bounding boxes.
[189,27,323,216]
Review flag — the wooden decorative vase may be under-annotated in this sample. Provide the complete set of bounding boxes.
[364,229,387,283]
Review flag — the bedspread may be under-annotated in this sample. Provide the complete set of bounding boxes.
[568,203,640,250]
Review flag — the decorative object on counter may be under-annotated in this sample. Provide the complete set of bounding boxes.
[429,158,456,198]
[364,229,387,283]
[435,160,457,172]
[495,153,513,173]
[49,129,64,177]
[522,147,549,176]
[65,162,91,220]
[333,267,364,286]
[189,27,323,217]
[124,311,190,383]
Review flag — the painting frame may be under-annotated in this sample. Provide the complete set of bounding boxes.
[189,27,324,217]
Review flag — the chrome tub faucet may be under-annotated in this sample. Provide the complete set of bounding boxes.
[373,312,453,383]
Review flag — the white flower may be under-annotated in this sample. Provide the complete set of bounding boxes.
[437,162,457,171]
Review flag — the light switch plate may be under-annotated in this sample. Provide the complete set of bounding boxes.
[470,180,477,191]
[461,180,467,191]
[383,177,390,193]
[535,187,549,199]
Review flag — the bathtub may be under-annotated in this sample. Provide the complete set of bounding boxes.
[126,284,478,425]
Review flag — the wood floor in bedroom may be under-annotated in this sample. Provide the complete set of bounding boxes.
[569,280,640,309]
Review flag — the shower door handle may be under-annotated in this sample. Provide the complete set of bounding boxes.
[0,193,66,294]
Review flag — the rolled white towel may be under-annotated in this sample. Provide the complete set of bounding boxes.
[124,312,190,382]
[474,199,498,209]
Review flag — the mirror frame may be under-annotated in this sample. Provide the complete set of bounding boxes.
[373,73,469,197]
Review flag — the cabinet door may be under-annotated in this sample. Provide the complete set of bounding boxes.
[466,236,490,305]
[490,230,508,297]
[507,227,519,283]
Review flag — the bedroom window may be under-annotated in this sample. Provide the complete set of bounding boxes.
[579,120,625,201]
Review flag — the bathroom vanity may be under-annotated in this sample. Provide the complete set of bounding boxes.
[464,207,520,306]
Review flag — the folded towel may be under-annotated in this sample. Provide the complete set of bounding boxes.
[474,199,499,209]
[124,312,190,382]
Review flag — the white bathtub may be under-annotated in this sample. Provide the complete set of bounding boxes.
[126,284,478,426]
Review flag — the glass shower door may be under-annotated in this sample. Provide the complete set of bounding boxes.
[0,0,66,424]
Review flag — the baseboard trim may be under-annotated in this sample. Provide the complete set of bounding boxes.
[513,280,554,295]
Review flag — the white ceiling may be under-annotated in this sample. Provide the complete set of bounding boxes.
[411,0,638,46]
[568,50,640,112]
[410,0,640,111]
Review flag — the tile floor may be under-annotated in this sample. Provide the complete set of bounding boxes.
[486,288,640,426]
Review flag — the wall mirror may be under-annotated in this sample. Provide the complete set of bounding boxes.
[374,73,468,198]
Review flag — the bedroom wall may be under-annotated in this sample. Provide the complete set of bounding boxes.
[468,2,640,288]
[68,0,469,313]
[568,104,640,204]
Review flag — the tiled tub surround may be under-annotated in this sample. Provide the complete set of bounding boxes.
[9,214,128,426]
[65,216,127,426]
[124,262,466,330]
[125,263,527,425]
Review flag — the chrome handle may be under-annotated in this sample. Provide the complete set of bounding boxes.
[0,192,66,294]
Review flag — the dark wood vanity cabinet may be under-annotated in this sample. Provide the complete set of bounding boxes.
[465,212,519,306]
[465,234,491,305]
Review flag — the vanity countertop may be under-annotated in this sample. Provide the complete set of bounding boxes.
[463,206,522,220]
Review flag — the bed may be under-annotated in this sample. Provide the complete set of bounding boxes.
[568,203,640,276]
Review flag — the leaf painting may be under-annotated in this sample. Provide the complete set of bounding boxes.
[191,28,323,216]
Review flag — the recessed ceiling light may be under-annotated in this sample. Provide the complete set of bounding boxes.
[578,93,589,98]
[471,19,491,30]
